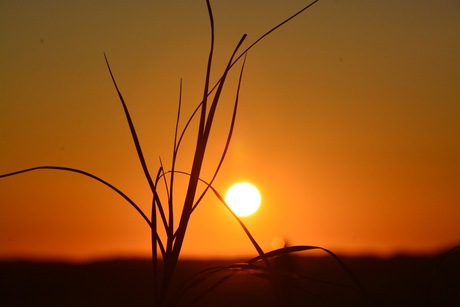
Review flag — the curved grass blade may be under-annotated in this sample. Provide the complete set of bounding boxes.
[231,0,321,68]
[0,166,151,227]
[248,245,377,306]
[173,262,336,306]
[206,0,322,96]
[174,249,373,306]
[208,183,269,266]
[103,53,157,196]
[166,169,268,266]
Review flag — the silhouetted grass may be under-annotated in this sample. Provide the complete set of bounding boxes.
[0,0,384,306]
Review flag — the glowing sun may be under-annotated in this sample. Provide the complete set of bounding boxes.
[225,182,261,217]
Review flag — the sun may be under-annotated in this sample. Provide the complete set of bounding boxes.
[225,182,261,217]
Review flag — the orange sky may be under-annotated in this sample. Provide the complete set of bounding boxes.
[1,0,459,261]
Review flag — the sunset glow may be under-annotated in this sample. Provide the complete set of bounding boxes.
[0,1,459,261]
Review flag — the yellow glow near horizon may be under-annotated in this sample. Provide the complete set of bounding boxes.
[225,182,261,217]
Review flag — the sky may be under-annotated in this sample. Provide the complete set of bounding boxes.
[1,0,459,261]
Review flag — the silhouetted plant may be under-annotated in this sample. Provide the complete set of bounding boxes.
[1,0,377,306]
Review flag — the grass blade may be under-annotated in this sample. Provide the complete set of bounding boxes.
[167,169,268,266]
[248,245,377,305]
[156,160,169,233]
[168,79,183,248]
[0,166,150,227]
[192,53,247,212]
[103,53,157,196]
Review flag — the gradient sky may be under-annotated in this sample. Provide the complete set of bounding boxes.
[1,0,459,261]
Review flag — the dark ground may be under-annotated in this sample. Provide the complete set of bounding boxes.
[1,252,459,306]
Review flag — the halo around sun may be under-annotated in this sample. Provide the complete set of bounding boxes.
[225,182,261,217]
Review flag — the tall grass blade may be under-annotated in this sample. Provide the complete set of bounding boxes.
[191,53,247,212]
[168,79,183,244]
[156,160,169,233]
[104,53,163,304]
[103,53,157,196]
[170,0,216,261]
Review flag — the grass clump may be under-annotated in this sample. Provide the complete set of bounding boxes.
[1,0,377,306]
